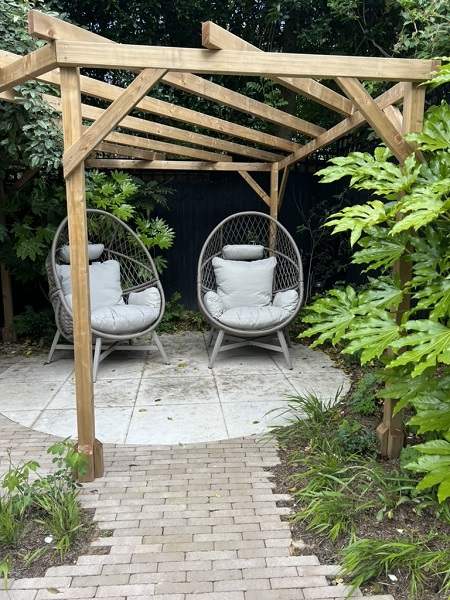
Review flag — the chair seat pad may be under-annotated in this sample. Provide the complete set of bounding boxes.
[91,304,159,335]
[218,306,290,330]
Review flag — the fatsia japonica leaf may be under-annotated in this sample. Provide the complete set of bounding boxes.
[419,150,450,183]
[408,405,450,435]
[392,190,450,233]
[406,439,450,502]
[413,275,450,320]
[390,320,450,376]
[405,101,450,151]
[299,286,359,347]
[325,201,388,246]
[341,310,400,364]
[352,227,409,272]
[358,274,404,311]
[410,224,450,282]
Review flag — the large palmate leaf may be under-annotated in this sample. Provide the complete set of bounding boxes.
[413,275,450,320]
[393,182,450,233]
[406,439,450,502]
[359,274,403,312]
[377,366,445,413]
[325,201,388,247]
[352,228,409,272]
[406,101,450,152]
[390,320,450,376]
[410,224,450,282]
[342,310,400,364]
[299,286,359,347]
[408,406,450,435]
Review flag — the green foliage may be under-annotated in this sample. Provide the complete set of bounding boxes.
[395,0,450,57]
[12,305,55,342]
[157,292,185,333]
[333,418,379,456]
[338,536,450,599]
[300,69,450,501]
[348,372,380,416]
[0,440,90,585]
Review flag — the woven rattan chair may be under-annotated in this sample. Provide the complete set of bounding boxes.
[46,209,169,381]
[197,211,304,369]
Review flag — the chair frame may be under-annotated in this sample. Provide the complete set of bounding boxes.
[197,211,304,369]
[46,209,169,381]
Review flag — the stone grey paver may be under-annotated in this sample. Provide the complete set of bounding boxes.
[0,409,397,600]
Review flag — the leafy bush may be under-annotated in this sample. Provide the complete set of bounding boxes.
[12,305,54,343]
[299,63,450,502]
[333,418,379,456]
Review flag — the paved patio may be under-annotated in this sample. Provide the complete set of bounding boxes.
[0,333,395,600]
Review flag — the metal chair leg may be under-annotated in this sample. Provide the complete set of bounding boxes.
[45,330,61,364]
[209,329,225,368]
[277,330,293,370]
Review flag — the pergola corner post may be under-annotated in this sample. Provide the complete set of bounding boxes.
[60,66,103,481]
[376,81,426,458]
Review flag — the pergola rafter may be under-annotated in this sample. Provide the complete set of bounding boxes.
[0,10,438,479]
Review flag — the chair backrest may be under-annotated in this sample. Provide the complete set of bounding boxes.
[46,209,165,340]
[198,211,304,299]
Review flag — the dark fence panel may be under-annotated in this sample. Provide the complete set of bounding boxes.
[157,164,357,310]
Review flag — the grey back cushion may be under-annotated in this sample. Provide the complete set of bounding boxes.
[212,256,276,310]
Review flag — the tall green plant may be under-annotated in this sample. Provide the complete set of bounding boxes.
[299,65,450,502]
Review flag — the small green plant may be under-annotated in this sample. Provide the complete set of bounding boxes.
[338,536,450,599]
[12,305,55,344]
[0,440,90,585]
[348,372,381,416]
[333,418,379,457]
[157,292,185,333]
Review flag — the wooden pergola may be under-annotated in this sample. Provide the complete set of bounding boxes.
[0,10,439,480]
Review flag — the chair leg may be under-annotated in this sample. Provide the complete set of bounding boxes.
[93,337,102,383]
[45,330,61,364]
[284,327,292,348]
[209,329,225,368]
[152,331,170,365]
[206,327,215,347]
[277,330,293,370]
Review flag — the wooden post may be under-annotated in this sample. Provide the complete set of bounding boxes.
[269,163,279,250]
[60,67,103,481]
[0,182,16,343]
[376,82,426,458]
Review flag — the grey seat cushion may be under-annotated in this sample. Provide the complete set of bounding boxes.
[218,306,291,330]
[91,304,159,335]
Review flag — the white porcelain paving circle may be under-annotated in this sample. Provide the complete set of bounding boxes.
[0,332,350,445]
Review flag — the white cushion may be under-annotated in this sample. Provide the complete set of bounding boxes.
[59,243,104,264]
[212,256,276,310]
[91,304,158,335]
[203,291,224,318]
[273,290,299,315]
[128,288,161,312]
[222,244,264,260]
[57,260,123,312]
[218,306,290,330]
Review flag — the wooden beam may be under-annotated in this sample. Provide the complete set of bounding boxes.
[94,142,162,160]
[279,83,405,168]
[383,104,403,132]
[85,160,271,171]
[270,163,279,221]
[78,104,282,162]
[60,66,102,481]
[44,93,279,162]
[202,21,354,118]
[238,171,270,206]
[278,166,291,209]
[53,41,438,81]
[63,68,167,177]
[0,43,57,92]
[26,13,308,148]
[163,72,324,138]
[98,128,232,162]
[336,77,415,162]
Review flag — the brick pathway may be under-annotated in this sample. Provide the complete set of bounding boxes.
[0,412,396,600]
